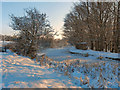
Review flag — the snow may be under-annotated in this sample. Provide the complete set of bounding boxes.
[69,46,120,59]
[42,46,119,62]
[1,42,120,88]
[0,52,2,90]
[41,46,119,88]
[1,50,80,88]
[0,41,12,47]
[42,47,92,62]
[79,42,87,44]
[37,53,45,56]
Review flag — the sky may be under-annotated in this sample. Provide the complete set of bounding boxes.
[1,1,74,39]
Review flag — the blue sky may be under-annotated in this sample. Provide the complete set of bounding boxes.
[1,2,74,38]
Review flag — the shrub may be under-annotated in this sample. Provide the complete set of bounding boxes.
[3,43,17,53]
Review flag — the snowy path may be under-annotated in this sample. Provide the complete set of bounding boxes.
[2,50,80,88]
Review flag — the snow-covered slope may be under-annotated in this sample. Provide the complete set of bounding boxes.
[1,50,80,88]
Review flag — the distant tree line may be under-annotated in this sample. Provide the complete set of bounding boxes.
[51,38,68,48]
[64,1,120,53]
[0,35,18,41]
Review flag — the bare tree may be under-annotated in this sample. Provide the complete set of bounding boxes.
[64,1,119,52]
[10,8,53,58]
[117,1,120,53]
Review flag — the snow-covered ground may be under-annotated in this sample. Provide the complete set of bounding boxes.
[69,46,120,59]
[41,46,119,88]
[0,51,2,89]
[0,41,12,47]
[42,46,119,62]
[1,43,120,88]
[1,50,80,88]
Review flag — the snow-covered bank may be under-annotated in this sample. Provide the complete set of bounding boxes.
[0,41,13,47]
[2,50,79,88]
[0,51,2,90]
[41,46,119,88]
[42,47,97,62]
[36,54,119,88]
[42,46,119,62]
[69,46,120,60]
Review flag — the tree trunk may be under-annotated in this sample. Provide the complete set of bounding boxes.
[117,1,120,53]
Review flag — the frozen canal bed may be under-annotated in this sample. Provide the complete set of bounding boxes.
[42,46,119,63]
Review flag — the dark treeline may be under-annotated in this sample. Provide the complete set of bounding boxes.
[0,34,18,41]
[64,1,120,53]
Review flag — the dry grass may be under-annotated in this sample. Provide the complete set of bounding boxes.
[37,55,119,88]
[83,53,89,57]
[97,56,104,60]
